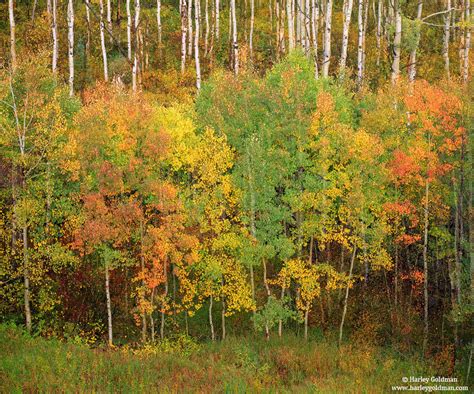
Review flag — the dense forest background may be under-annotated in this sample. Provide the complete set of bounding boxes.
[0,0,473,389]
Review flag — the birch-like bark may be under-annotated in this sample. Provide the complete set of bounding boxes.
[9,0,17,72]
[296,0,301,46]
[99,0,109,81]
[215,0,220,39]
[181,0,188,73]
[195,0,202,89]
[443,0,452,79]
[231,0,239,74]
[209,295,215,340]
[463,0,471,83]
[160,262,168,339]
[250,0,255,59]
[357,0,366,87]
[376,0,382,66]
[188,0,193,57]
[67,0,74,96]
[339,0,354,75]
[311,0,319,77]
[408,1,424,83]
[391,0,402,83]
[339,245,357,345]
[132,0,141,92]
[107,0,112,43]
[105,261,113,346]
[304,0,311,56]
[127,0,132,60]
[322,0,333,77]
[157,0,162,53]
[204,0,209,54]
[52,0,58,73]
[23,226,32,332]
[287,0,295,50]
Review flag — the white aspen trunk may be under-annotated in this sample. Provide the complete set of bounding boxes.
[215,0,220,39]
[443,0,452,79]
[357,0,367,87]
[132,0,141,92]
[157,0,162,51]
[107,0,112,43]
[221,297,226,340]
[339,0,354,75]
[376,0,382,66]
[23,226,32,332]
[250,0,255,59]
[231,0,239,74]
[188,0,193,57]
[68,0,74,97]
[304,0,311,56]
[391,0,402,84]
[311,0,319,77]
[296,0,301,46]
[127,0,132,60]
[209,295,215,341]
[287,0,295,50]
[460,0,466,75]
[181,0,188,73]
[9,0,17,72]
[463,0,471,83]
[85,0,91,56]
[105,261,113,346]
[195,0,202,89]
[408,1,424,83]
[99,0,109,81]
[32,0,38,22]
[322,0,333,77]
[204,0,209,54]
[339,245,357,345]
[304,308,309,340]
[52,0,58,73]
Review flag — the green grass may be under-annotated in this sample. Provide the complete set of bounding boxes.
[0,324,445,393]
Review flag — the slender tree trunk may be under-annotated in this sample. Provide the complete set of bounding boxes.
[391,0,401,83]
[356,0,364,86]
[221,281,226,340]
[32,0,38,23]
[304,307,309,340]
[107,0,113,43]
[188,0,193,57]
[231,0,239,74]
[463,0,471,83]
[339,245,357,345]
[181,0,188,73]
[209,294,215,341]
[8,0,17,72]
[278,287,285,337]
[150,287,156,342]
[99,0,109,81]
[215,0,220,39]
[105,261,113,346]
[408,1,423,83]
[422,178,430,353]
[140,221,147,342]
[85,0,91,57]
[67,0,74,97]
[304,0,311,56]
[132,0,141,92]
[250,0,255,60]
[311,0,319,77]
[195,0,201,89]
[157,0,162,55]
[51,0,58,73]
[160,262,168,340]
[376,0,382,66]
[443,0,452,79]
[23,226,32,332]
[339,0,353,75]
[287,0,295,50]
[127,0,132,60]
[204,0,209,54]
[322,0,333,77]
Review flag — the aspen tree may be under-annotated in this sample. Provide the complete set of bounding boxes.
[52,0,58,73]
[8,0,16,72]
[99,0,109,81]
[107,0,112,43]
[357,0,367,87]
[231,0,239,74]
[188,0,193,57]
[339,0,354,75]
[204,0,209,54]
[304,0,311,56]
[127,0,132,60]
[443,0,452,79]
[157,0,162,53]
[408,1,424,83]
[463,0,471,83]
[132,0,141,92]
[195,0,202,89]
[85,0,91,57]
[287,0,295,50]
[181,0,188,73]
[250,0,255,59]
[322,0,333,77]
[215,0,220,39]
[68,0,74,96]
[391,0,402,83]
[376,0,382,66]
